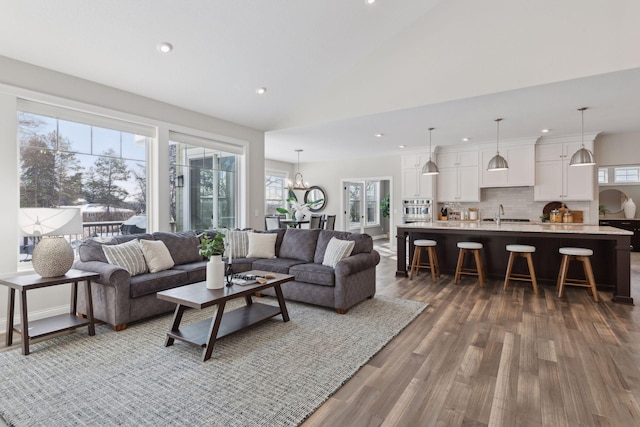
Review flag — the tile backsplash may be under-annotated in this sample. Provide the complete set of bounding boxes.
[436,187,594,223]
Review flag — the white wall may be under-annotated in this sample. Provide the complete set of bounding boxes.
[0,56,265,330]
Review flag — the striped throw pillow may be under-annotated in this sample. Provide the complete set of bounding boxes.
[102,239,148,276]
[322,237,355,268]
[224,230,252,258]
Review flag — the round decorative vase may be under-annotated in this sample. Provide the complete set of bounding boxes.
[295,210,305,221]
[32,237,74,277]
[206,255,225,289]
[624,197,636,219]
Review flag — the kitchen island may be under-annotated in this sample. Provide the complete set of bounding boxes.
[397,221,634,304]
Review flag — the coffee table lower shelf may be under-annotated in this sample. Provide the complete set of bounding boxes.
[167,302,283,348]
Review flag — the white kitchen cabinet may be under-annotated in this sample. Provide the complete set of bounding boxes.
[534,140,595,201]
[479,143,535,188]
[436,148,479,202]
[401,153,434,198]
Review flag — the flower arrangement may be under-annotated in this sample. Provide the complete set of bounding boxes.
[276,196,323,219]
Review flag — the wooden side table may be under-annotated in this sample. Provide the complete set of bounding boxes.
[0,269,100,355]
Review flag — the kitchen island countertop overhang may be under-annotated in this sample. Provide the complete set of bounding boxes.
[396,221,633,304]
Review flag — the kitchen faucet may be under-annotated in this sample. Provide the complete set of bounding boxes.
[495,204,504,225]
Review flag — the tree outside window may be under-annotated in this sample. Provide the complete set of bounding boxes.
[265,173,287,214]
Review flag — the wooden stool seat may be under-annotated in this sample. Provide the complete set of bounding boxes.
[454,241,485,287]
[409,239,440,281]
[556,247,598,302]
[504,244,538,294]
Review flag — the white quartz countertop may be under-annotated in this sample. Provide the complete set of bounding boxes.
[397,220,633,235]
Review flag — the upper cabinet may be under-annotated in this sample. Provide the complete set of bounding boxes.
[436,146,479,202]
[401,153,434,198]
[479,139,536,188]
[534,134,598,201]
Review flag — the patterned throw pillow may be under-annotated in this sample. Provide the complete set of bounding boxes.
[102,239,148,276]
[224,230,252,259]
[322,237,356,268]
[139,239,175,273]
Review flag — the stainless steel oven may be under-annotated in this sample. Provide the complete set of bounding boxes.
[402,198,432,223]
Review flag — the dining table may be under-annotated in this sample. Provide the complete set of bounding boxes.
[280,219,310,228]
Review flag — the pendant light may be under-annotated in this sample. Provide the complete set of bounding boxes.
[287,149,310,190]
[487,118,508,171]
[421,127,439,175]
[569,107,596,166]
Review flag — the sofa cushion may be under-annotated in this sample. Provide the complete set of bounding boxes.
[225,230,252,258]
[278,228,321,262]
[129,269,188,298]
[112,233,153,245]
[246,232,277,258]
[79,239,111,263]
[289,263,335,287]
[102,240,148,276]
[251,258,306,274]
[322,237,355,268]
[139,239,175,273]
[152,231,201,265]
[171,260,208,283]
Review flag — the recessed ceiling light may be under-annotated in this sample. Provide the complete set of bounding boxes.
[398,145,406,149]
[375,133,384,138]
[256,87,267,95]
[541,128,551,133]
[157,42,173,54]
[366,0,376,4]
[462,137,471,142]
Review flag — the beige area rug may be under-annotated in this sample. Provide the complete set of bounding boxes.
[0,295,427,427]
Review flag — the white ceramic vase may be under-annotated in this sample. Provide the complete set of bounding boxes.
[206,255,225,289]
[624,197,636,219]
[295,210,305,221]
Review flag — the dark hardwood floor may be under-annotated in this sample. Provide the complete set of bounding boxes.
[2,243,639,426]
[303,241,640,427]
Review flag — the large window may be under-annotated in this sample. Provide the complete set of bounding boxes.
[17,103,152,260]
[265,172,287,214]
[169,133,240,231]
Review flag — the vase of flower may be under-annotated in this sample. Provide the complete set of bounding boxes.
[295,210,305,221]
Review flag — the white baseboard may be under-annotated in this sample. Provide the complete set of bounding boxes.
[0,304,71,338]
[371,234,389,241]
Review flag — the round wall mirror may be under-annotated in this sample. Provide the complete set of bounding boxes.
[599,188,627,214]
[304,186,326,212]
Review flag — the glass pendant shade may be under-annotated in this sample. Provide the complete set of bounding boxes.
[421,127,439,175]
[569,107,596,166]
[487,118,508,171]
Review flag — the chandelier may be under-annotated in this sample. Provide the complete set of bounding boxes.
[288,149,310,191]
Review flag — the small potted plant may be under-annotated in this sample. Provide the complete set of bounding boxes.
[198,232,226,289]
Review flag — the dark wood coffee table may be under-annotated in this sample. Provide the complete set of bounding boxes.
[157,270,293,361]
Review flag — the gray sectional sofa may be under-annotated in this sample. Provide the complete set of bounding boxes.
[74,228,380,330]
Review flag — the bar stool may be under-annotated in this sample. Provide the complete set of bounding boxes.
[454,242,485,287]
[556,247,599,302]
[503,244,538,294]
[409,239,440,281]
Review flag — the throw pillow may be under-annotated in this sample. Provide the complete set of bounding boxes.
[246,232,277,259]
[102,239,148,276]
[225,230,252,259]
[322,237,355,268]
[139,239,175,273]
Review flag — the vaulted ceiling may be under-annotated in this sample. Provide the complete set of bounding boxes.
[1,0,639,163]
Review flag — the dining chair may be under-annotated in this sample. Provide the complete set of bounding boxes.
[324,215,336,230]
[265,215,284,230]
[309,215,322,229]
